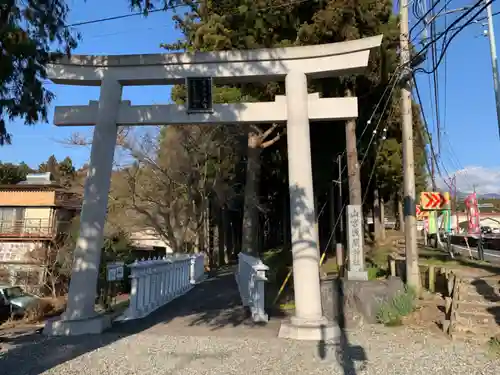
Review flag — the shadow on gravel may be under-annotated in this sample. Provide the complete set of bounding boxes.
[0,266,285,375]
[317,279,367,375]
[471,278,500,328]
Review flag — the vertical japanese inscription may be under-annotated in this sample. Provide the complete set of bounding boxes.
[186,77,213,113]
[347,205,364,272]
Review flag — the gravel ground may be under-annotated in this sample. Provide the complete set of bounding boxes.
[2,268,498,374]
[0,325,498,375]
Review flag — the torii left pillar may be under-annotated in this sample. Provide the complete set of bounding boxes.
[44,76,122,335]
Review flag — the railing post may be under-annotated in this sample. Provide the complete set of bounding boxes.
[168,262,174,300]
[144,261,152,310]
[129,262,139,319]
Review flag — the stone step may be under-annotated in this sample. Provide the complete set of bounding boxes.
[453,323,500,337]
[459,281,500,297]
[460,277,500,286]
[460,274,500,282]
[458,290,500,303]
[451,329,499,343]
[457,301,500,315]
[455,311,499,328]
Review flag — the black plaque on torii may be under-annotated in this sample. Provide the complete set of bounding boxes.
[186,77,213,113]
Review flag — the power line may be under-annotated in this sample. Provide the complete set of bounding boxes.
[442,0,449,150]
[413,75,450,182]
[410,0,454,46]
[409,0,445,36]
[430,1,442,157]
[68,10,161,28]
[66,0,314,28]
[414,0,496,74]
[411,0,497,74]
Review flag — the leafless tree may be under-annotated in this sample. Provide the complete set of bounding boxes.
[64,125,239,260]
[242,123,286,257]
[118,125,239,255]
[26,232,75,298]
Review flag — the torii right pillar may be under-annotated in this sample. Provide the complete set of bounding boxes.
[278,71,339,341]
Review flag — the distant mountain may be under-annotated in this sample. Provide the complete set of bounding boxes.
[480,193,500,199]
[455,191,500,199]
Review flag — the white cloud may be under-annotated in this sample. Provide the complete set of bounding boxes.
[437,166,500,194]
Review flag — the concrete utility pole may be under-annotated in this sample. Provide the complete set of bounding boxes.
[400,0,420,293]
[485,0,500,138]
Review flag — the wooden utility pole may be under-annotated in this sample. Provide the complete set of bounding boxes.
[400,0,420,293]
[336,154,344,273]
[337,154,344,241]
[345,90,362,206]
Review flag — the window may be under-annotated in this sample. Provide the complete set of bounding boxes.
[3,286,25,299]
[0,207,26,233]
[0,207,25,221]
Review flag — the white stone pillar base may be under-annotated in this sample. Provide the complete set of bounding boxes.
[278,316,340,341]
[43,314,111,336]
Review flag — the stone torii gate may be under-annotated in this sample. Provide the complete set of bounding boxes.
[43,35,382,339]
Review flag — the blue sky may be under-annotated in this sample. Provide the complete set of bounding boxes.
[2,0,500,193]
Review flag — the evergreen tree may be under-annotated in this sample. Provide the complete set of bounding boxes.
[0,161,32,184]
[131,0,428,251]
[0,1,78,145]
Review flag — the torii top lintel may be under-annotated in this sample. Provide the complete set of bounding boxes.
[47,35,383,86]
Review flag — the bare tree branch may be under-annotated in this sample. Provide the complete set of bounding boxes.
[261,128,286,149]
[261,123,279,141]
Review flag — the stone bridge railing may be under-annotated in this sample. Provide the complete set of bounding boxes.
[117,253,206,321]
[235,252,269,323]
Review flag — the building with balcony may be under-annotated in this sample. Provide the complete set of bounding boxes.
[0,173,81,288]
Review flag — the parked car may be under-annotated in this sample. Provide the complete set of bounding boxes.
[481,226,493,234]
[0,293,10,322]
[0,285,41,318]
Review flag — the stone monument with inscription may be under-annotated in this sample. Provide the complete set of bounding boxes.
[346,205,368,280]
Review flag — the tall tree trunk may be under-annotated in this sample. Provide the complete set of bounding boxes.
[241,132,261,257]
[197,199,206,254]
[379,197,386,241]
[221,205,229,264]
[206,200,215,268]
[345,89,362,206]
[193,200,200,253]
[373,187,381,242]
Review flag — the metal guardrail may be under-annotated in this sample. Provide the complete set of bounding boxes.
[0,219,55,238]
[448,234,500,263]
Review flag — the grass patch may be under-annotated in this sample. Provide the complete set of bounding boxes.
[376,286,416,326]
[368,246,394,268]
[23,297,66,323]
[262,247,293,308]
[321,257,339,275]
[367,265,387,280]
[1,297,66,328]
[279,302,295,310]
[487,336,500,357]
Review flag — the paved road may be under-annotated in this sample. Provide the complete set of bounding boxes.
[0,266,498,375]
[450,244,500,263]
